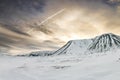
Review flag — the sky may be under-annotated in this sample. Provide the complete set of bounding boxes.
[0,0,120,54]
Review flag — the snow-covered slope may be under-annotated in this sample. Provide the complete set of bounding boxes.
[53,39,92,55]
[0,50,120,80]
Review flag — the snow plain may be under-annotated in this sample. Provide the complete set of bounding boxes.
[0,50,120,80]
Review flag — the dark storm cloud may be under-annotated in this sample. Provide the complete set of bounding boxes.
[0,23,30,36]
[105,0,120,6]
[0,0,46,22]
[0,0,45,13]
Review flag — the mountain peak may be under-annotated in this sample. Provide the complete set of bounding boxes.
[98,33,116,37]
[88,33,120,52]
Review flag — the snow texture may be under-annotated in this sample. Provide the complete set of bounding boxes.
[1,50,120,80]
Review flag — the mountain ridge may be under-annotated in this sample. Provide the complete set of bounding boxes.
[17,33,120,56]
[52,33,120,55]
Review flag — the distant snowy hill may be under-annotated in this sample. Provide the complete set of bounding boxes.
[17,51,54,57]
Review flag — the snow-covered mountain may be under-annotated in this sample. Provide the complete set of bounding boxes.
[52,33,120,55]
[88,33,120,52]
[17,33,120,57]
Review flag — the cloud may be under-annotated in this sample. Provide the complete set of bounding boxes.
[0,23,30,36]
[0,0,46,24]
[0,0,120,54]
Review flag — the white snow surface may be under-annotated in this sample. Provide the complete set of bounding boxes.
[1,50,120,80]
